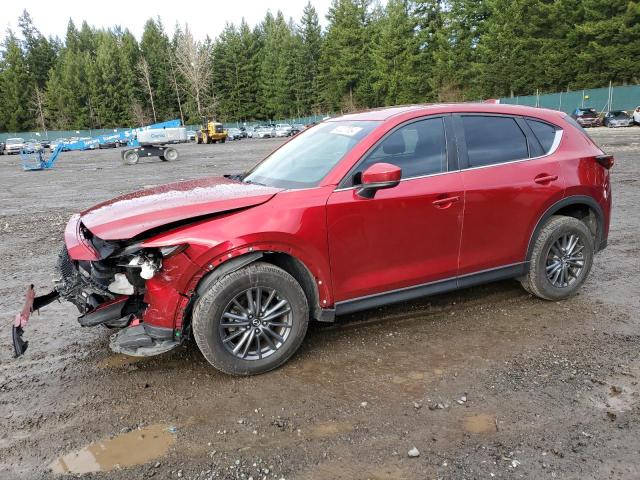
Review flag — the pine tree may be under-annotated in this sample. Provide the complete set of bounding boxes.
[18,10,57,90]
[259,11,297,120]
[370,0,422,105]
[212,23,244,121]
[572,0,640,88]
[237,20,262,120]
[119,29,142,125]
[295,3,323,114]
[422,0,487,101]
[0,32,34,131]
[45,22,92,129]
[321,0,372,111]
[140,19,177,121]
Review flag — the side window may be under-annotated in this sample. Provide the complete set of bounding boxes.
[462,116,529,167]
[526,119,558,153]
[358,117,447,181]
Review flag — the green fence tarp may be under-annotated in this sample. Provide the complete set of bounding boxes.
[499,85,640,114]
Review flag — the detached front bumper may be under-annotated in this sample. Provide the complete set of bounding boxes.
[12,286,60,356]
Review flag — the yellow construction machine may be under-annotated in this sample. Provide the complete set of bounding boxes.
[196,117,228,144]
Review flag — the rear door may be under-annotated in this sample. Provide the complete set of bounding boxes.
[455,114,565,276]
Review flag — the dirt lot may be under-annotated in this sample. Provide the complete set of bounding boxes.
[1,129,639,480]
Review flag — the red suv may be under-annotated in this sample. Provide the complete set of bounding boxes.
[14,104,613,375]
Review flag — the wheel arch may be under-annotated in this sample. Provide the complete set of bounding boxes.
[191,250,325,325]
[526,195,605,263]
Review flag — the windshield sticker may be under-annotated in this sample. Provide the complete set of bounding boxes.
[330,125,363,137]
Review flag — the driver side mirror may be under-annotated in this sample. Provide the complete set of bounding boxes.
[356,162,402,199]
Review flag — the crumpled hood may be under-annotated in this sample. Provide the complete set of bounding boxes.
[80,177,282,240]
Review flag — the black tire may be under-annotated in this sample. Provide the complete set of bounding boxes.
[221,138,226,143]
[122,150,139,165]
[520,215,594,301]
[162,147,178,161]
[192,262,309,375]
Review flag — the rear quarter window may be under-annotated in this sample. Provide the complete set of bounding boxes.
[462,115,529,167]
[526,119,558,153]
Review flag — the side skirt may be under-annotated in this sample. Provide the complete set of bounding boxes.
[334,263,527,316]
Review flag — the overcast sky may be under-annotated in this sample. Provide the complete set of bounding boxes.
[3,0,335,41]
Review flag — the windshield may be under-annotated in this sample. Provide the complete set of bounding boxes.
[578,109,597,117]
[611,111,628,118]
[7,138,24,144]
[243,120,380,189]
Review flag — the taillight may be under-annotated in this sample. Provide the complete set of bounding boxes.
[595,155,614,169]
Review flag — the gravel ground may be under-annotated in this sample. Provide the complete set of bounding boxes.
[0,128,639,479]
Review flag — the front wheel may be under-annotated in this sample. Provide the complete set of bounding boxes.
[193,262,309,375]
[520,216,594,300]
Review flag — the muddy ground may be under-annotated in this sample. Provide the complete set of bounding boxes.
[1,128,639,480]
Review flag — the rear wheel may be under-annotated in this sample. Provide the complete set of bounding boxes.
[122,150,139,165]
[520,216,594,300]
[161,147,178,161]
[192,262,309,375]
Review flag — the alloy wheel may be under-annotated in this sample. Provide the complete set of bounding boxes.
[545,233,585,288]
[219,287,292,360]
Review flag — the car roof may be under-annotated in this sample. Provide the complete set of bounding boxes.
[329,103,567,122]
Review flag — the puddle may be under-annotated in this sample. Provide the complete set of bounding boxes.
[49,424,175,474]
[308,421,354,439]
[463,414,496,434]
[97,354,142,369]
[589,363,640,414]
[592,382,639,413]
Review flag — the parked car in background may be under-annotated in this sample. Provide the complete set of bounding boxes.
[0,141,5,155]
[633,106,640,125]
[5,138,26,154]
[603,110,633,128]
[238,127,248,139]
[24,139,43,153]
[245,127,257,138]
[275,124,293,137]
[291,124,306,135]
[186,130,197,142]
[39,139,51,149]
[227,128,243,140]
[571,108,601,128]
[98,140,118,149]
[15,104,613,376]
[254,126,275,139]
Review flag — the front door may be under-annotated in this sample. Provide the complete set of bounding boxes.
[326,116,464,302]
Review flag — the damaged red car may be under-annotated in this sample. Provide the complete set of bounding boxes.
[14,104,612,375]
